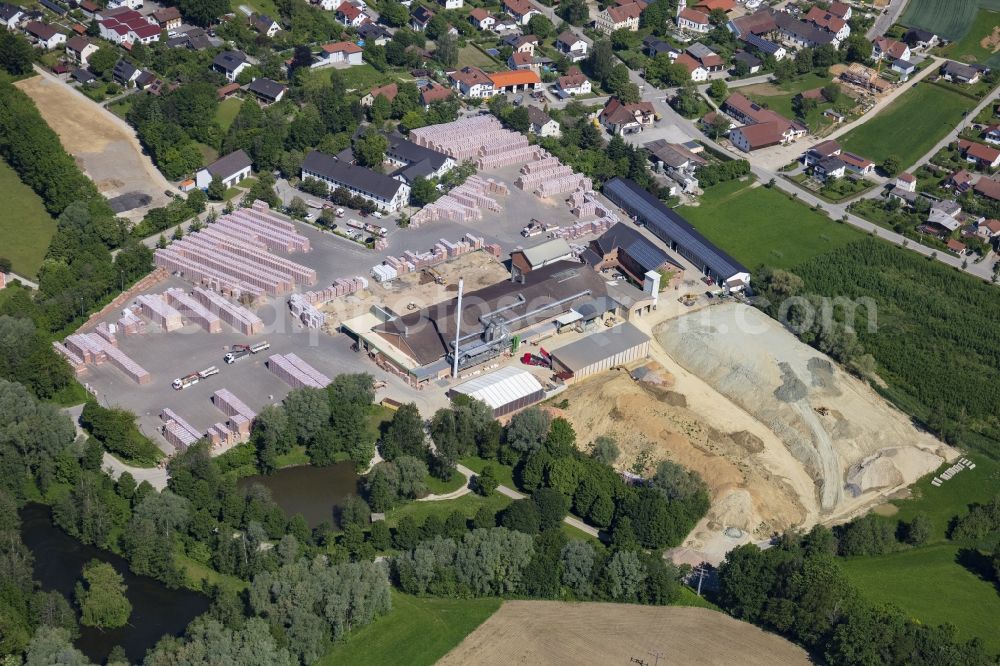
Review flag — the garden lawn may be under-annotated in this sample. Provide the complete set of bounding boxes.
[0,158,57,278]
[239,0,279,20]
[678,180,861,270]
[301,63,395,94]
[215,97,242,132]
[381,491,512,528]
[838,83,972,167]
[457,44,499,68]
[425,471,468,495]
[317,592,501,666]
[460,455,516,489]
[946,9,1000,67]
[740,72,835,120]
[841,544,1000,654]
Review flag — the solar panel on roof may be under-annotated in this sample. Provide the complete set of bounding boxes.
[603,178,747,279]
[625,238,670,273]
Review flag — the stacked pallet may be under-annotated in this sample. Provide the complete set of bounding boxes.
[300,276,369,305]
[517,152,593,199]
[195,227,316,284]
[371,234,484,281]
[409,116,543,170]
[211,388,256,421]
[192,287,264,335]
[206,421,242,448]
[117,310,147,336]
[549,216,617,241]
[64,332,151,384]
[135,294,183,331]
[410,177,508,228]
[267,353,331,389]
[163,288,222,333]
[95,322,117,346]
[160,408,202,451]
[288,294,326,329]
[52,342,86,375]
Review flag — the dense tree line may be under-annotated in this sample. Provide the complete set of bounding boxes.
[762,238,1000,452]
[0,30,35,76]
[128,83,220,179]
[696,159,751,187]
[80,402,163,466]
[717,528,995,664]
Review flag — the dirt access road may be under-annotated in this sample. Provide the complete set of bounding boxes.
[15,68,173,223]
[439,601,811,666]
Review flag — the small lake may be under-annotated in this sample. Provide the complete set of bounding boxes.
[238,462,361,528]
[19,503,210,665]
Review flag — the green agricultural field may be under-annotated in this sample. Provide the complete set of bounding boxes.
[317,592,502,666]
[946,9,1000,67]
[0,158,57,278]
[899,0,981,41]
[678,179,861,270]
[838,83,971,168]
[841,545,1000,653]
[215,97,243,132]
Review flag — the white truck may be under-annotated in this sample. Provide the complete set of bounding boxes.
[223,341,270,364]
[172,366,220,390]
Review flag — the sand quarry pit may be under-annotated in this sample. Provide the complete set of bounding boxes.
[556,303,955,561]
[15,74,173,220]
[439,601,810,666]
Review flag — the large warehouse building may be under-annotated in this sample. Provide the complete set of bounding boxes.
[448,365,546,417]
[549,322,650,382]
[602,177,750,290]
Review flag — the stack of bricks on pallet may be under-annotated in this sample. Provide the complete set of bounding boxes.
[288,295,326,329]
[409,176,508,227]
[569,190,612,219]
[549,216,617,241]
[516,153,592,199]
[63,333,150,384]
[408,116,543,170]
[192,287,264,335]
[154,202,313,298]
[163,288,222,333]
[372,234,485,281]
[117,310,147,336]
[160,408,202,451]
[206,420,243,448]
[51,342,86,375]
[289,276,369,328]
[211,388,256,421]
[135,294,184,331]
[267,353,331,389]
[95,322,117,345]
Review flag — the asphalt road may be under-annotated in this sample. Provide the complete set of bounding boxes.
[867,0,910,40]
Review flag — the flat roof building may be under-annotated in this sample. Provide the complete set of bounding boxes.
[550,322,650,382]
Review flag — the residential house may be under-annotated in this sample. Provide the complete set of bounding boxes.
[741,32,786,60]
[949,169,974,193]
[892,59,916,78]
[959,139,1000,169]
[98,8,160,45]
[599,98,656,135]
[895,172,917,193]
[384,133,454,184]
[337,2,366,27]
[526,105,560,137]
[802,139,841,166]
[888,185,919,207]
[166,27,213,50]
[357,22,391,45]
[65,34,97,66]
[361,82,398,107]
[152,6,181,30]
[508,51,536,72]
[112,59,140,86]
[217,82,240,99]
[733,50,761,74]
[212,51,250,82]
[975,177,1000,201]
[596,1,643,35]
[491,15,518,32]
[976,218,1000,240]
[828,1,851,19]
[872,36,910,62]
[196,149,253,190]
[556,67,591,96]
[419,80,453,108]
[39,0,66,17]
[946,238,967,254]
[685,42,724,71]
[78,0,100,17]
[0,3,24,30]
[983,124,1000,145]
[940,60,981,84]
[135,70,162,93]
[803,5,849,41]
[903,28,936,49]
[247,77,287,104]
[723,93,806,152]
[644,138,706,192]
[317,41,363,66]
[813,156,847,181]
[302,150,411,212]
[773,11,839,48]
[555,31,587,61]
[253,14,281,37]
[727,8,777,39]
[23,21,64,49]
[71,67,96,85]
[644,36,680,59]
[409,5,433,30]
[840,62,892,93]
[506,33,538,54]
[438,0,462,9]
[503,0,540,26]
[676,5,709,34]
[926,200,962,232]
[840,151,874,175]
[488,69,540,94]
[468,8,494,30]
[105,0,143,9]
[675,53,708,81]
[450,65,494,97]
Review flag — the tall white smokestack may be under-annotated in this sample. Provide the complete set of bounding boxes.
[452,278,463,378]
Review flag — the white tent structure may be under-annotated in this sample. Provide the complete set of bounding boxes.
[449,365,546,417]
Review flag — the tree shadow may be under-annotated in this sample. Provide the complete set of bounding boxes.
[954,547,1000,594]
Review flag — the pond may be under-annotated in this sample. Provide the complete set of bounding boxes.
[238,462,361,528]
[19,503,210,664]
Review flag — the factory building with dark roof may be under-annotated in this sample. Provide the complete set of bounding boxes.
[602,177,750,290]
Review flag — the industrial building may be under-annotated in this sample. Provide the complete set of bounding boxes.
[448,365,546,417]
[549,322,650,382]
[602,177,750,290]
[301,150,411,212]
[582,223,684,286]
[509,238,575,280]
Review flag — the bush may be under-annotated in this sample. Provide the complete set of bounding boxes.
[79,402,162,466]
